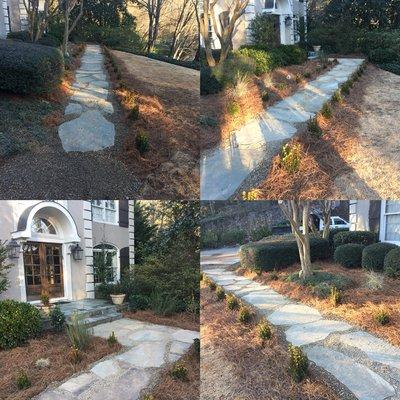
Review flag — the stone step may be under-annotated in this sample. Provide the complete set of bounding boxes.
[66,304,120,321]
[81,311,122,328]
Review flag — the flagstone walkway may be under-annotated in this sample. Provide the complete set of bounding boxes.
[200,58,364,200]
[35,318,199,400]
[58,44,115,152]
[201,248,400,400]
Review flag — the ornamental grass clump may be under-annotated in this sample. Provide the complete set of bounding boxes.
[320,102,332,119]
[107,331,118,346]
[281,143,301,173]
[332,89,342,103]
[170,363,188,381]
[307,117,323,137]
[288,344,309,382]
[66,311,91,351]
[16,370,31,390]
[208,280,216,291]
[135,132,149,155]
[227,100,240,116]
[374,308,390,326]
[330,286,341,307]
[215,286,225,300]
[226,294,239,310]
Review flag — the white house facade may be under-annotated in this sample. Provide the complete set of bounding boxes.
[0,200,135,303]
[349,200,400,246]
[208,0,307,50]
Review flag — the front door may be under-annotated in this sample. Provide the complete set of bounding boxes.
[23,242,64,301]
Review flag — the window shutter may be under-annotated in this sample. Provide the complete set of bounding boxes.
[119,200,129,228]
[119,247,130,278]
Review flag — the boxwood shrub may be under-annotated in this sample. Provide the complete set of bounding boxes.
[220,229,246,246]
[328,228,349,249]
[240,236,330,271]
[334,244,364,268]
[0,39,64,94]
[0,300,43,349]
[362,242,398,271]
[236,47,278,75]
[383,247,400,278]
[333,231,377,248]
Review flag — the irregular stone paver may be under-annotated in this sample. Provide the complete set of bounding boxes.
[268,303,322,326]
[242,292,290,312]
[306,346,395,400]
[58,44,115,152]
[285,319,352,346]
[200,58,365,200]
[339,331,400,371]
[36,318,198,400]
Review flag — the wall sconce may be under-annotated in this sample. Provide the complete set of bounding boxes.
[285,16,292,26]
[7,239,20,259]
[71,244,84,261]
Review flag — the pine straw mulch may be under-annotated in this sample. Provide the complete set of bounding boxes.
[238,262,400,348]
[123,310,200,332]
[201,59,337,152]
[141,344,199,400]
[0,331,121,400]
[104,48,200,199]
[200,285,340,400]
[253,63,374,200]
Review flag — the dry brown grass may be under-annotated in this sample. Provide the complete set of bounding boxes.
[239,262,400,347]
[142,344,199,400]
[123,310,199,332]
[201,59,336,152]
[0,331,121,400]
[201,285,339,400]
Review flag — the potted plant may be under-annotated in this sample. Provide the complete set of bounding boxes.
[110,282,126,305]
[40,292,51,314]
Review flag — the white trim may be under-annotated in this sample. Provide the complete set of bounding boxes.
[380,200,400,245]
[91,200,119,226]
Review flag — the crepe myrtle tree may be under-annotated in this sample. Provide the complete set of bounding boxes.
[61,0,84,57]
[310,200,338,239]
[200,0,249,66]
[279,200,313,279]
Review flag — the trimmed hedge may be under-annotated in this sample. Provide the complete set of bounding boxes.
[328,228,349,248]
[240,236,330,271]
[333,231,377,248]
[362,242,398,271]
[383,247,400,278]
[0,300,43,349]
[334,244,364,268]
[236,47,278,75]
[220,229,246,246]
[7,30,61,47]
[0,39,64,94]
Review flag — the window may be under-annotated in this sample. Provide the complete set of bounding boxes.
[91,200,118,224]
[265,0,276,9]
[333,217,346,225]
[383,201,400,243]
[31,216,57,235]
[93,244,118,283]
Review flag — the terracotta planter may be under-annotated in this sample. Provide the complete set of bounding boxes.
[110,294,126,305]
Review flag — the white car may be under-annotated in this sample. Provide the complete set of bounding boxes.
[319,216,350,230]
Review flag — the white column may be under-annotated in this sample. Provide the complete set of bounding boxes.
[128,201,135,267]
[82,201,95,299]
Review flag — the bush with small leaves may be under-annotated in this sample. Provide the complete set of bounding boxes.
[330,287,341,307]
[269,270,279,280]
[362,242,398,271]
[227,101,240,116]
[320,102,332,119]
[281,143,301,173]
[288,344,309,382]
[258,319,272,342]
[129,104,140,121]
[128,294,150,312]
[208,280,216,291]
[383,247,400,278]
[334,244,364,269]
[16,370,31,390]
[107,331,118,346]
[198,115,218,127]
[215,286,225,300]
[193,338,200,357]
[374,308,390,325]
[49,305,66,332]
[237,306,252,324]
[332,90,342,103]
[341,81,351,95]
[135,132,149,155]
[307,117,323,137]
[261,91,270,101]
[170,363,188,381]
[226,294,239,310]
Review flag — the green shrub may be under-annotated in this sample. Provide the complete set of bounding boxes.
[227,101,240,116]
[258,319,272,341]
[0,40,63,94]
[149,291,179,316]
[237,306,252,324]
[274,45,307,65]
[200,65,223,95]
[288,344,309,382]
[307,117,323,137]
[379,62,400,75]
[249,14,278,48]
[334,244,364,268]
[170,363,188,381]
[198,115,218,127]
[321,102,332,119]
[236,48,277,75]
[384,247,400,278]
[0,300,43,349]
[208,280,216,291]
[333,231,377,248]
[129,104,140,120]
[240,236,330,272]
[328,228,349,249]
[220,229,246,246]
[249,226,272,242]
[374,308,390,325]
[0,133,27,158]
[330,286,341,306]
[107,331,118,346]
[261,90,270,101]
[66,311,91,351]
[193,338,200,357]
[49,305,66,332]
[135,132,149,154]
[226,294,239,310]
[16,370,31,390]
[95,282,113,299]
[362,243,398,271]
[341,81,351,95]
[281,143,301,173]
[201,230,220,249]
[332,90,342,103]
[215,286,225,300]
[128,294,150,312]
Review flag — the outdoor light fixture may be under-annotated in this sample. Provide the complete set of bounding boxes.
[7,239,20,259]
[71,244,84,261]
[285,16,292,26]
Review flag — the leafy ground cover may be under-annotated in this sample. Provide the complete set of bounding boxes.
[0,331,121,400]
[239,261,400,347]
[200,283,339,400]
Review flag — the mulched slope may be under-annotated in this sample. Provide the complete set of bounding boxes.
[201,285,340,400]
[0,332,121,400]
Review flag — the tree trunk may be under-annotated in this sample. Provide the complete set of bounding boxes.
[63,8,70,57]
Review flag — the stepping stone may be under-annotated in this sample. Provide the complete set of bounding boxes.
[242,292,290,311]
[234,284,272,297]
[172,329,199,343]
[75,75,96,84]
[129,328,170,342]
[268,303,322,326]
[58,110,115,152]
[204,269,228,275]
[90,80,109,89]
[35,390,75,400]
[285,319,352,346]
[59,372,98,396]
[268,104,314,124]
[91,359,124,379]
[72,86,109,101]
[339,331,400,371]
[170,340,192,355]
[306,346,395,400]
[116,342,167,368]
[70,90,113,113]
[65,102,83,116]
